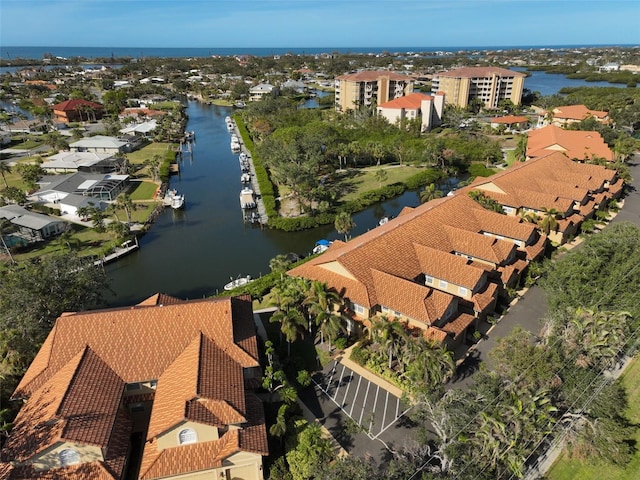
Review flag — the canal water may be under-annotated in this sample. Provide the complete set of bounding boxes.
[105,101,424,306]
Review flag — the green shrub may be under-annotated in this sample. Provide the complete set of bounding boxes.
[468,163,497,178]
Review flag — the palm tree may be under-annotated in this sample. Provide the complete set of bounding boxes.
[402,337,455,390]
[538,207,561,235]
[370,316,407,370]
[270,307,308,356]
[0,162,11,188]
[334,211,355,241]
[269,254,292,281]
[304,280,345,348]
[420,183,444,204]
[57,228,74,252]
[374,168,388,188]
[115,193,136,226]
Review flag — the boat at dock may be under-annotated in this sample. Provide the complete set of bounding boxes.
[240,187,256,209]
[224,274,253,291]
[241,173,251,183]
[163,189,185,209]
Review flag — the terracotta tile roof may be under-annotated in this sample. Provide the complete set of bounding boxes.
[413,243,485,289]
[371,269,453,325]
[526,125,613,161]
[436,66,526,79]
[490,115,529,124]
[378,92,434,110]
[552,104,608,121]
[444,224,515,265]
[0,462,118,480]
[472,282,499,313]
[425,327,449,343]
[52,99,103,112]
[5,295,266,479]
[336,70,414,82]
[440,312,476,339]
[15,296,259,399]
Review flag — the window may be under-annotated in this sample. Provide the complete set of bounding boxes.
[125,382,140,391]
[59,448,80,466]
[439,279,448,289]
[178,428,197,445]
[503,206,515,215]
[459,286,468,296]
[353,304,365,315]
[425,275,434,285]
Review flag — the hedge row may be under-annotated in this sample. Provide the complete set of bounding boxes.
[159,148,177,183]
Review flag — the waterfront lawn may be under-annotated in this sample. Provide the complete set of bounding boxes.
[129,180,159,201]
[334,165,422,202]
[127,142,173,166]
[11,225,113,262]
[547,356,640,480]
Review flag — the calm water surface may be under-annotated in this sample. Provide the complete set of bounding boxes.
[106,101,421,306]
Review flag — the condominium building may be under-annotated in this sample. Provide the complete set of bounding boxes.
[377,92,445,132]
[334,70,415,112]
[431,66,526,109]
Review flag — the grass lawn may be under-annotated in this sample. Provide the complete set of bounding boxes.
[129,180,159,201]
[337,165,423,202]
[546,356,640,480]
[126,142,173,165]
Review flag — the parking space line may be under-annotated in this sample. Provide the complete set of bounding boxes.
[333,364,346,401]
[326,360,337,388]
[349,375,363,417]
[372,404,413,440]
[369,385,380,435]
[381,391,389,435]
[359,380,371,425]
[341,370,354,407]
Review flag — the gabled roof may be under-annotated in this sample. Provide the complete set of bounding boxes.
[52,99,103,112]
[436,66,526,79]
[378,92,434,110]
[0,205,66,231]
[526,125,613,161]
[552,104,608,121]
[69,135,127,149]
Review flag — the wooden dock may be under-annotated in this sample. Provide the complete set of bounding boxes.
[94,238,139,266]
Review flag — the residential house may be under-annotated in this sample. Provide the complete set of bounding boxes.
[431,66,526,109]
[249,84,275,101]
[526,125,614,162]
[32,172,130,203]
[52,99,104,124]
[464,151,623,244]
[542,104,610,127]
[119,119,158,138]
[334,70,415,112]
[489,115,530,132]
[41,151,121,174]
[289,193,546,349]
[69,135,131,154]
[0,294,268,480]
[377,92,445,132]
[0,205,67,243]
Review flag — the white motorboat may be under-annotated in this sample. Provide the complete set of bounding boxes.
[378,217,389,226]
[163,189,185,209]
[240,187,256,209]
[312,239,332,255]
[241,173,251,183]
[239,152,248,162]
[224,274,253,291]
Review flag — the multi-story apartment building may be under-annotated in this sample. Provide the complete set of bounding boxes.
[334,70,415,112]
[431,66,526,109]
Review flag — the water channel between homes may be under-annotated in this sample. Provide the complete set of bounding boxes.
[106,101,434,306]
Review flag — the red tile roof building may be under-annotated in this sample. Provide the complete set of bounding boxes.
[0,295,268,480]
[431,66,526,109]
[52,99,104,124]
[546,104,609,127]
[334,70,415,113]
[289,193,546,348]
[289,152,624,344]
[377,92,445,132]
[526,124,614,162]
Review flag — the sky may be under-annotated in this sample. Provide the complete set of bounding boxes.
[1,0,639,49]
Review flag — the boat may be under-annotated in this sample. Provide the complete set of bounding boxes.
[163,189,185,209]
[234,101,246,109]
[225,116,232,123]
[240,187,256,209]
[241,173,251,183]
[378,217,389,226]
[312,239,332,255]
[224,274,253,291]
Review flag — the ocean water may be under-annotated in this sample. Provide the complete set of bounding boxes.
[1,44,636,60]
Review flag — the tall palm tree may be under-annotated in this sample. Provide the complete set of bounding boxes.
[334,211,355,241]
[270,306,308,356]
[402,337,455,389]
[115,193,136,225]
[538,207,561,235]
[370,316,407,370]
[304,280,344,347]
[0,162,11,188]
[269,254,292,281]
[420,183,444,204]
